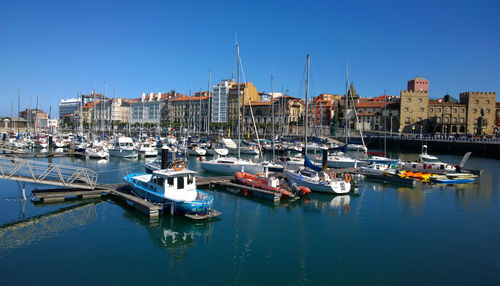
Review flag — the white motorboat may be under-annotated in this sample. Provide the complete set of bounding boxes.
[54,139,67,148]
[360,163,391,176]
[346,143,367,152]
[281,154,305,170]
[109,137,138,158]
[204,144,229,156]
[136,142,158,157]
[200,156,264,175]
[86,147,109,159]
[182,144,206,156]
[314,152,358,169]
[399,145,456,174]
[284,168,351,194]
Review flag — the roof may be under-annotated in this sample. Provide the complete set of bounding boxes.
[171,95,211,102]
[356,101,385,108]
[412,76,427,81]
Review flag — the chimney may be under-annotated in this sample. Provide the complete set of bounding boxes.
[149,92,153,101]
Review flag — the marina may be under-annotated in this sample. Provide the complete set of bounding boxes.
[1,1,499,284]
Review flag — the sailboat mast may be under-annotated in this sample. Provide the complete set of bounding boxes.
[304,54,310,155]
[271,74,275,162]
[345,59,348,145]
[35,95,39,134]
[208,68,211,136]
[17,87,20,134]
[237,43,241,160]
[384,90,387,155]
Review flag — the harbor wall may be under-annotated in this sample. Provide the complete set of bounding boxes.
[359,136,500,159]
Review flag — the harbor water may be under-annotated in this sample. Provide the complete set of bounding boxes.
[0,152,499,285]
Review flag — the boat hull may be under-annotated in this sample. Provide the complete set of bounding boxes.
[124,174,214,215]
[201,161,264,175]
[109,149,138,158]
[284,170,350,194]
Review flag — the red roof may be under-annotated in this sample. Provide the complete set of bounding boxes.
[356,101,385,108]
[171,95,211,102]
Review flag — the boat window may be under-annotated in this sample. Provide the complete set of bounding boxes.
[187,174,194,184]
[157,177,164,187]
[167,177,174,187]
[440,165,445,169]
[177,177,184,189]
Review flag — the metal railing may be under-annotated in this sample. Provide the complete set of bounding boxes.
[0,155,98,189]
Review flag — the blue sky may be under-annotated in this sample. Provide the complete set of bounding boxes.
[1,0,499,116]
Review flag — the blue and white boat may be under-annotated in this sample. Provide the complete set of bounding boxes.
[123,164,214,216]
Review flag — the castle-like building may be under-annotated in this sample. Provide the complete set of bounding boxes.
[399,77,496,135]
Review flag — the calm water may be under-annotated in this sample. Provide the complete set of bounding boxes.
[0,152,499,285]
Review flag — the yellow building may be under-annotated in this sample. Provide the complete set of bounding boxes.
[227,82,260,122]
[399,90,429,133]
[459,91,497,135]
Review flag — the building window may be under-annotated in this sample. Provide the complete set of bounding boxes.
[473,109,477,113]
[444,117,449,123]
[418,98,422,103]
[452,117,457,123]
[460,118,464,124]
[487,109,490,113]
[407,98,411,102]
[437,117,441,123]
[438,108,442,112]
[417,117,422,122]
[461,108,465,113]
[474,100,479,104]
[453,108,457,113]
[429,108,434,113]
[419,108,424,112]
[404,107,409,112]
[486,100,490,104]
[405,117,410,124]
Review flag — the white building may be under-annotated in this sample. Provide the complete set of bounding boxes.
[58,98,80,119]
[130,92,164,125]
[211,79,234,123]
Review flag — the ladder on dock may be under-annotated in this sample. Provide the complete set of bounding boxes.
[0,155,98,189]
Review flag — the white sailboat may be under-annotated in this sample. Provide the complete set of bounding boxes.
[283,54,352,194]
[201,43,263,175]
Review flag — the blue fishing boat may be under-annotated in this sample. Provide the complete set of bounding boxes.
[123,162,214,216]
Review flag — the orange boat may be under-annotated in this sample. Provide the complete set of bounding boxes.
[234,171,311,198]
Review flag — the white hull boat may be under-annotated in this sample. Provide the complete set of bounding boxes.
[200,157,264,175]
[284,169,351,194]
[86,148,109,159]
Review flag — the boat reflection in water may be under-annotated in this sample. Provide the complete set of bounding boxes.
[122,212,219,258]
[301,193,353,215]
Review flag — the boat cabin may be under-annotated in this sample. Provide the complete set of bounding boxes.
[135,169,198,201]
[114,137,134,149]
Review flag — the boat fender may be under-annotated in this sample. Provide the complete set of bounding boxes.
[345,173,351,183]
[446,164,453,169]
[329,171,337,179]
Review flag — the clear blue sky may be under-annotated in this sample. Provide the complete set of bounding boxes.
[1,0,499,117]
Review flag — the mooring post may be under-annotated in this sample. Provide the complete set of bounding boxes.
[161,146,169,170]
[322,148,328,172]
[48,135,53,157]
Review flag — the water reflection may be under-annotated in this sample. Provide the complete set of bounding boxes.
[0,201,99,252]
[122,212,218,259]
[301,193,353,215]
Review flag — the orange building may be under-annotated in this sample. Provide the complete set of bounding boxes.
[311,94,339,126]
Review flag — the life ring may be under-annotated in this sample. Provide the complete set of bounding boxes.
[345,173,351,183]
[173,161,185,171]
